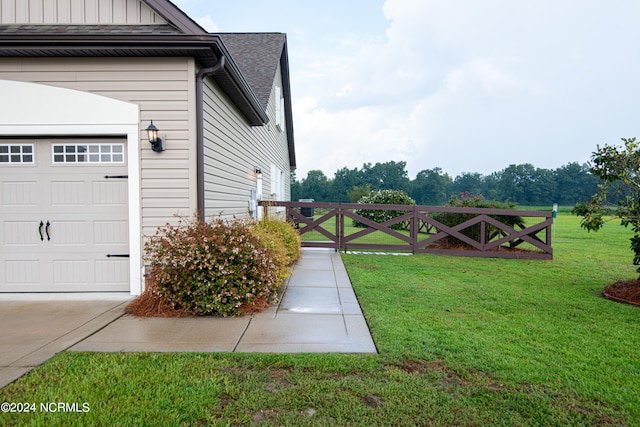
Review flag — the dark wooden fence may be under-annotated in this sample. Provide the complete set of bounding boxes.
[261,201,553,260]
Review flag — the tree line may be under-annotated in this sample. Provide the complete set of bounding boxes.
[291,161,600,206]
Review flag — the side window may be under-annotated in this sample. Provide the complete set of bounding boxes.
[0,144,35,164]
[270,164,284,200]
[275,86,284,131]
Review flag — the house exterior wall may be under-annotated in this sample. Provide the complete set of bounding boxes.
[201,62,291,220]
[270,62,292,202]
[0,57,198,236]
[0,0,166,24]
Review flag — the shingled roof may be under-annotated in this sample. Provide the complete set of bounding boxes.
[218,33,286,110]
[0,24,183,35]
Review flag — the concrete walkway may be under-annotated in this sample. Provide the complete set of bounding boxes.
[72,248,377,353]
[1,249,376,388]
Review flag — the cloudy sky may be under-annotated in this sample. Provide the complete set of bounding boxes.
[172,0,640,180]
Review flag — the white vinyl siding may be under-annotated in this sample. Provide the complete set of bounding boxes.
[0,57,197,236]
[0,0,166,24]
[201,62,291,219]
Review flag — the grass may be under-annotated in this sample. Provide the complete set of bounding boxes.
[1,213,639,426]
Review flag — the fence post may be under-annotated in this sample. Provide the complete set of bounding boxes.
[337,203,343,252]
[411,206,418,254]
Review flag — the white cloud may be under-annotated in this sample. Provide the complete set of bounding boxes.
[195,14,219,32]
[292,0,640,179]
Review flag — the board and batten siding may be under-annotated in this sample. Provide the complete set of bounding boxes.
[0,57,198,236]
[201,62,291,219]
[0,0,166,24]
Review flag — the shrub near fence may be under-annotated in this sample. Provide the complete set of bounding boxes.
[353,189,416,230]
[431,194,524,248]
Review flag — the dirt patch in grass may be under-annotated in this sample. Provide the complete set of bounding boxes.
[603,279,640,307]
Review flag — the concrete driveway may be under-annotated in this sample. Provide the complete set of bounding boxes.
[0,294,130,389]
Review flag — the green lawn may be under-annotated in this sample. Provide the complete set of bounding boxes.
[2,213,639,426]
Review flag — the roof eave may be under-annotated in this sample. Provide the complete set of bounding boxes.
[142,0,208,35]
[0,33,268,126]
[212,40,270,125]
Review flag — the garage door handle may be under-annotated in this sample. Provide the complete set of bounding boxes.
[45,221,51,241]
[38,221,44,241]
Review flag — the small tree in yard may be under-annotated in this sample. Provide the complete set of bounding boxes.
[573,137,640,279]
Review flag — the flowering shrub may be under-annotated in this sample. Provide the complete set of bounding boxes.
[353,189,416,230]
[431,193,523,247]
[143,215,280,317]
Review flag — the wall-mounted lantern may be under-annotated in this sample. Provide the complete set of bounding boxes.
[255,168,263,180]
[146,120,165,152]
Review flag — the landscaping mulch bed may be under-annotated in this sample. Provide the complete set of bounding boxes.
[603,279,640,307]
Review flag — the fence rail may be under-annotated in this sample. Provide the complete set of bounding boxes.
[261,201,553,260]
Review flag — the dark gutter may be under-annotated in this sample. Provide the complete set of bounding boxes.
[196,54,226,222]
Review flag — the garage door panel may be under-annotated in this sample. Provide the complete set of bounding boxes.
[3,221,43,246]
[93,181,128,205]
[50,181,87,206]
[94,221,128,245]
[49,221,88,246]
[2,181,39,207]
[95,259,129,286]
[53,259,88,285]
[4,259,41,285]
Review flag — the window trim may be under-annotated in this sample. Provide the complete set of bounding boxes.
[51,143,125,164]
[0,143,35,164]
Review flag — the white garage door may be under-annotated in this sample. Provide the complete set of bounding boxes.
[0,138,129,292]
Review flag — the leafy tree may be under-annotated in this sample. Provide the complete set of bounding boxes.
[331,166,363,202]
[290,170,302,201]
[300,169,330,201]
[553,162,598,205]
[410,168,452,205]
[362,161,410,192]
[289,159,604,206]
[573,137,640,276]
[347,184,371,203]
[452,172,486,198]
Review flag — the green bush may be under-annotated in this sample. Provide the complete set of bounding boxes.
[251,218,301,286]
[144,215,280,317]
[353,189,416,229]
[431,193,523,247]
[253,218,301,265]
